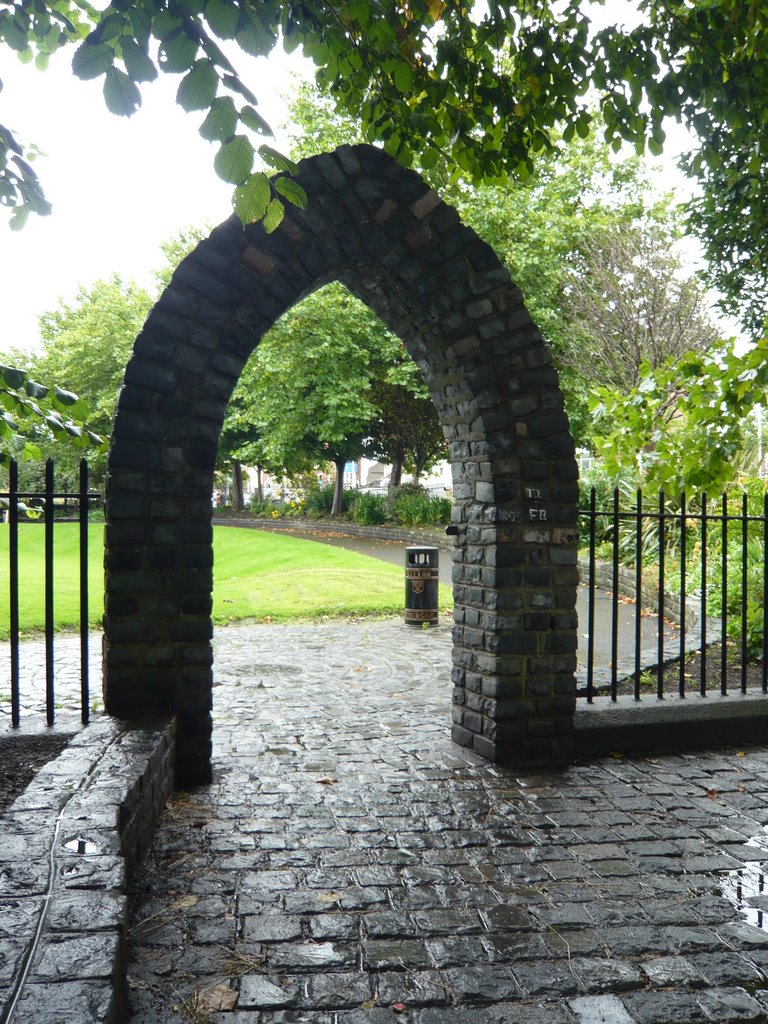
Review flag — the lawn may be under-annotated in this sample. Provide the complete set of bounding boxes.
[0,524,452,637]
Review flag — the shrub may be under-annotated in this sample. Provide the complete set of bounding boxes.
[389,485,452,527]
[353,492,387,525]
[247,497,285,519]
[302,482,336,518]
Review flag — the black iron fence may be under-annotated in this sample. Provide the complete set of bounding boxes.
[580,487,768,702]
[1,459,100,727]
[3,467,768,723]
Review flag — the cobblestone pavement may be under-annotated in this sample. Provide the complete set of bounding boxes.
[0,633,103,731]
[125,619,768,1024]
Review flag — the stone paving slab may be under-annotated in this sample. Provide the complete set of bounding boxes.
[125,619,768,1022]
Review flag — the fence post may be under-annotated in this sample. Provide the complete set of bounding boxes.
[79,458,90,725]
[657,490,665,698]
[721,494,728,696]
[45,458,55,726]
[9,460,20,728]
[679,492,687,698]
[586,487,596,702]
[701,493,708,696]
[634,488,642,700]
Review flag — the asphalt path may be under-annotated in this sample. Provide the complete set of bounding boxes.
[275,528,684,688]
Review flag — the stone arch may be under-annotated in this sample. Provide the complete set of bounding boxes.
[103,144,580,786]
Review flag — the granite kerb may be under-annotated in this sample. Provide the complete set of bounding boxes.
[575,688,768,759]
[0,715,175,1024]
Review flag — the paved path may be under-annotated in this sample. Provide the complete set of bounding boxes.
[126,619,768,1023]
[219,524,684,687]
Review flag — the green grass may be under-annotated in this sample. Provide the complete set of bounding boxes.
[0,524,452,637]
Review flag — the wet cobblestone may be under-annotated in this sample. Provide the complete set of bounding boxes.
[113,617,768,1020]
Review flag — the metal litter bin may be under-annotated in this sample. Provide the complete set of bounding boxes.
[404,546,439,627]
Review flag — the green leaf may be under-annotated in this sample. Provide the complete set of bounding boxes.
[129,8,152,48]
[236,17,276,57]
[71,40,114,80]
[54,387,79,407]
[393,61,414,93]
[103,66,142,115]
[222,73,257,104]
[199,95,238,141]
[25,379,49,399]
[9,207,29,231]
[91,13,124,44]
[262,197,284,233]
[177,59,219,111]
[232,171,271,223]
[0,365,26,390]
[158,31,198,73]
[204,0,239,39]
[239,104,271,135]
[121,37,157,83]
[214,134,255,183]
[273,175,308,209]
[258,144,298,174]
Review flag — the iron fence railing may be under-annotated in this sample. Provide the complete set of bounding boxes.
[1,458,100,727]
[580,487,768,702]
[4,468,768,722]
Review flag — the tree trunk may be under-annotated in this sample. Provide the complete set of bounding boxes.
[331,456,345,517]
[256,465,263,503]
[389,448,404,490]
[231,459,244,511]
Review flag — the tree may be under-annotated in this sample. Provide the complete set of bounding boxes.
[30,275,154,484]
[287,83,699,449]
[245,282,404,516]
[589,335,768,497]
[367,379,446,487]
[561,222,720,392]
[453,130,666,447]
[5,0,768,325]
[218,392,276,509]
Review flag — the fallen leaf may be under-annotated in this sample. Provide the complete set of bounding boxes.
[393,1002,407,1013]
[170,895,199,911]
[360,999,378,1009]
[198,984,238,1012]
[707,789,719,800]
[738,751,747,758]
[610,752,623,759]
[390,692,402,699]
[318,891,342,903]
[316,776,337,785]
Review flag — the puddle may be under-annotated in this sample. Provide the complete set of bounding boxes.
[720,842,768,931]
[64,836,99,855]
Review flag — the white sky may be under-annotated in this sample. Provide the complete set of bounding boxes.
[0,18,727,356]
[1,45,311,352]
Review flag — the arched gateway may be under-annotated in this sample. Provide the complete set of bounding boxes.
[103,144,580,786]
